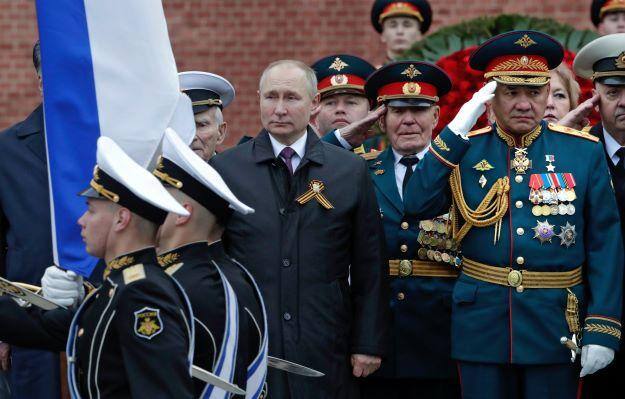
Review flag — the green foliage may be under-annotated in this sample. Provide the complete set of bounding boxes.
[401,14,599,62]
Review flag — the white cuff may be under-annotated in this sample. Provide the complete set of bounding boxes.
[334,129,353,150]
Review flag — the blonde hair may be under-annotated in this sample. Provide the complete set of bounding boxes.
[551,63,581,110]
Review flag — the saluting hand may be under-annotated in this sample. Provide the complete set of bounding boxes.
[448,80,497,138]
[351,353,382,378]
[558,93,599,131]
[337,105,387,148]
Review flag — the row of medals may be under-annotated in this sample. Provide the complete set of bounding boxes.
[416,215,462,268]
[529,187,576,217]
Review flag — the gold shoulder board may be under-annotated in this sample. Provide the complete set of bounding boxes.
[548,123,599,143]
[361,150,381,161]
[467,126,493,138]
[123,264,146,285]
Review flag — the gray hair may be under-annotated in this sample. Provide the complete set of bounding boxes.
[259,60,318,99]
[212,106,224,125]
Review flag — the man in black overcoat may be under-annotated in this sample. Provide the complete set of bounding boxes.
[210,60,389,398]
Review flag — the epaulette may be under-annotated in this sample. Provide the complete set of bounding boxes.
[548,123,599,143]
[467,126,493,138]
[360,150,381,161]
[123,264,146,285]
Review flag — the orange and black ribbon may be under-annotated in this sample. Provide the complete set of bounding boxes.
[295,180,334,210]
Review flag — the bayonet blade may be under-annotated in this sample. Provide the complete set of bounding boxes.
[267,356,324,377]
[191,365,246,395]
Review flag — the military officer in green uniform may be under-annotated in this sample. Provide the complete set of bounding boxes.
[324,59,461,398]
[403,30,624,398]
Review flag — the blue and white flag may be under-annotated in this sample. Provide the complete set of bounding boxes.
[35,0,181,276]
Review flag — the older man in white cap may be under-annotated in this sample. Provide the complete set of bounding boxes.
[179,71,235,161]
[572,32,625,398]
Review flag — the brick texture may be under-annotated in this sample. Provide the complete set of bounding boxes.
[0,0,595,147]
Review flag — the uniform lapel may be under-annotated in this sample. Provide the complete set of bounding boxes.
[372,148,403,213]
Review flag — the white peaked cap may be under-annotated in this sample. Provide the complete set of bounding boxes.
[162,128,254,215]
[167,92,196,146]
[93,136,189,217]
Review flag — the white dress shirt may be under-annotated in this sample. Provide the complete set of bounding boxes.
[603,128,625,167]
[393,146,429,200]
[268,131,307,172]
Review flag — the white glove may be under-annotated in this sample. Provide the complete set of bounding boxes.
[580,344,615,377]
[447,81,497,139]
[41,266,85,307]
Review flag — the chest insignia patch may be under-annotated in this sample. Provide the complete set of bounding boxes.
[473,159,494,171]
[134,307,163,340]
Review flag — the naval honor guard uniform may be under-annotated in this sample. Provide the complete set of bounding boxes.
[154,128,268,398]
[69,136,195,399]
[403,30,624,398]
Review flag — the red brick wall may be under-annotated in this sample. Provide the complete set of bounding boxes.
[0,0,594,147]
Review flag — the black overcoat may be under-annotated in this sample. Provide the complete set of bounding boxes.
[211,128,389,398]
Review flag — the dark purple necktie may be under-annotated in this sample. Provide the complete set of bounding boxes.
[280,147,296,175]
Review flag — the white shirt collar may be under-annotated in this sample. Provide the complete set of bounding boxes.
[603,128,624,166]
[392,146,429,166]
[268,130,307,159]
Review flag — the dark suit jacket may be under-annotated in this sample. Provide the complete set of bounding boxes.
[0,104,53,283]
[211,128,389,399]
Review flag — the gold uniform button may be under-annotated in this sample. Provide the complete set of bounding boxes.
[397,292,405,301]
[78,328,84,337]
[516,256,525,265]
[515,175,523,183]
[516,228,524,236]
[515,201,523,209]
[400,244,408,253]
[401,222,409,230]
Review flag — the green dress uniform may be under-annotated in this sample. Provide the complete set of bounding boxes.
[403,30,624,399]
[324,60,461,398]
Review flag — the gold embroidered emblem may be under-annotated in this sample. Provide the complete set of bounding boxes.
[402,82,421,95]
[401,64,421,79]
[514,34,537,48]
[584,323,621,339]
[134,307,163,340]
[616,51,625,69]
[374,169,385,175]
[490,57,548,73]
[103,256,135,279]
[157,252,181,268]
[433,136,450,152]
[295,180,334,209]
[329,57,349,71]
[473,159,494,171]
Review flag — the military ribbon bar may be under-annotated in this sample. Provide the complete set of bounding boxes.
[296,180,334,210]
[541,173,553,189]
[550,173,562,189]
[563,173,576,188]
[529,174,543,190]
